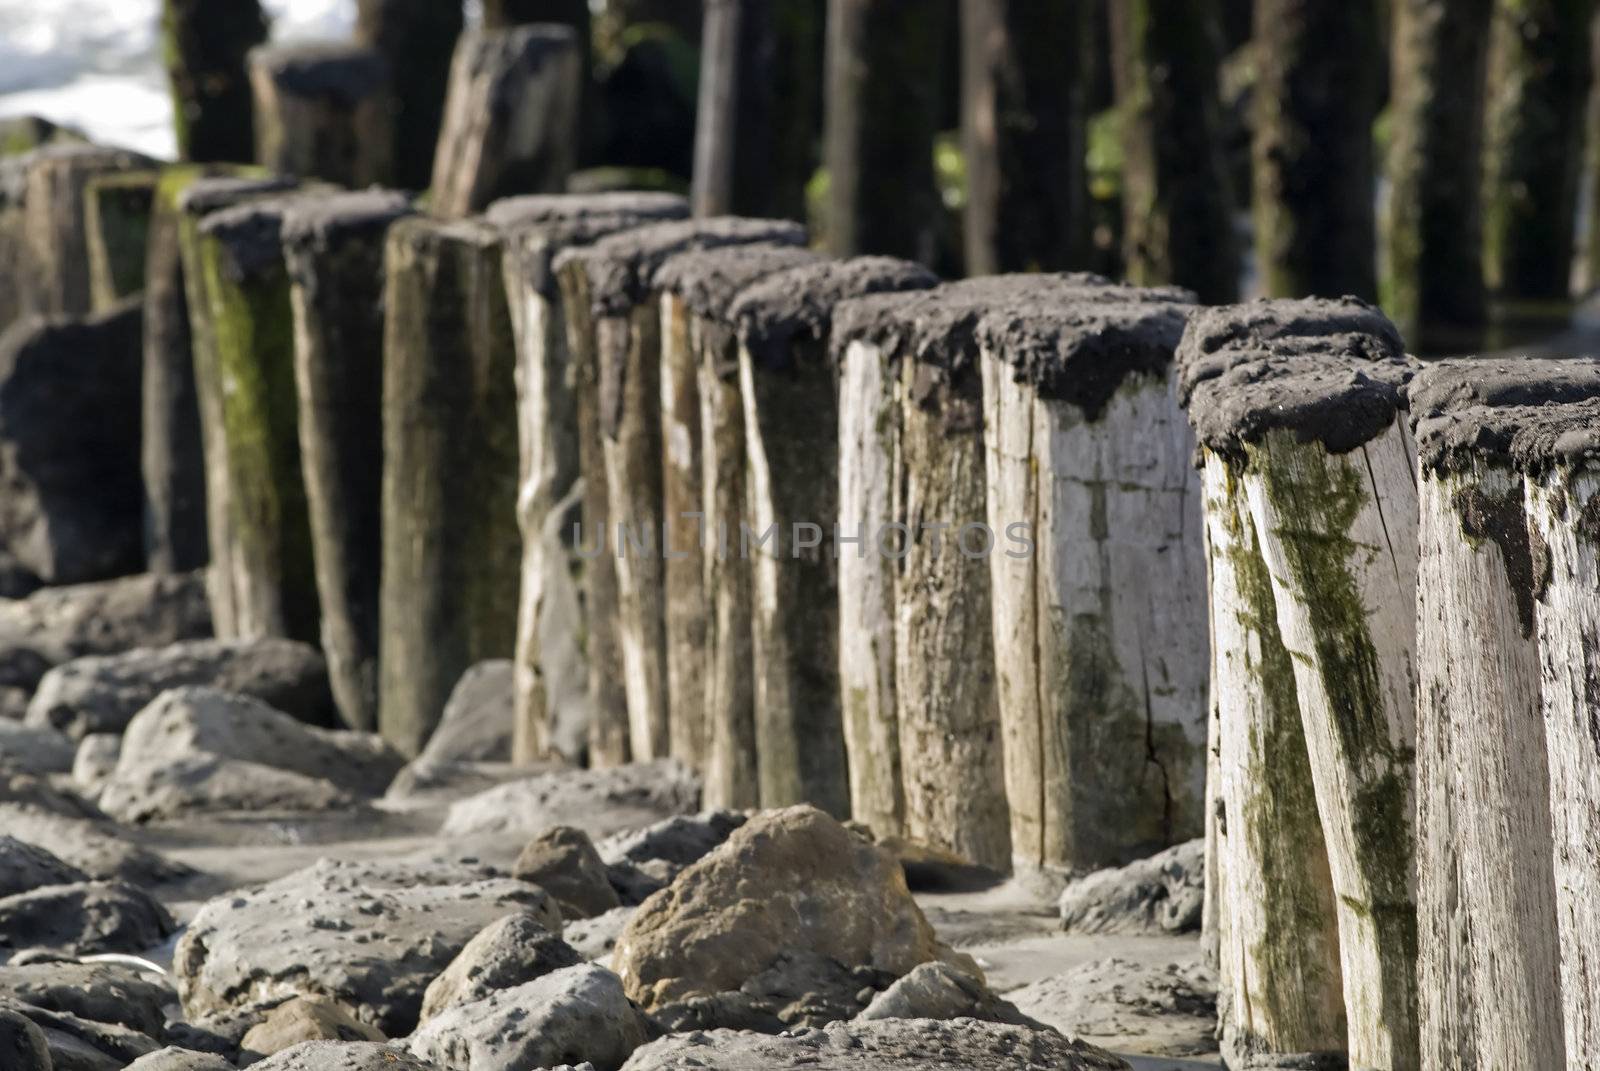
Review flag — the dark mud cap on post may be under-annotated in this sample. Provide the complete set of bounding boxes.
[178,175,298,217]
[484,191,689,231]
[554,216,807,317]
[1410,357,1600,475]
[199,192,333,283]
[279,189,414,249]
[652,244,825,322]
[248,42,389,100]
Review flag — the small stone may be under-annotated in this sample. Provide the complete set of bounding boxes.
[0,1007,50,1071]
[71,733,120,794]
[514,827,621,920]
[240,997,385,1058]
[0,879,173,956]
[126,1049,236,1071]
[1057,839,1204,936]
[419,660,513,764]
[0,835,87,898]
[420,911,581,1022]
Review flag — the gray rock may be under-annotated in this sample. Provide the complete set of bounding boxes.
[175,858,560,1037]
[125,1050,236,1071]
[0,804,195,885]
[420,911,582,1022]
[98,754,361,823]
[0,880,173,956]
[419,661,512,764]
[514,827,621,919]
[0,765,102,818]
[408,963,650,1071]
[384,759,534,805]
[248,1041,440,1070]
[240,997,386,1059]
[1007,958,1218,1059]
[26,638,336,739]
[0,719,75,773]
[0,960,173,1036]
[649,950,891,1032]
[70,735,119,794]
[618,1017,1131,1069]
[2,997,163,1070]
[0,835,86,897]
[1057,839,1204,936]
[441,760,701,841]
[565,907,633,962]
[0,1006,50,1071]
[857,962,1040,1027]
[598,811,745,906]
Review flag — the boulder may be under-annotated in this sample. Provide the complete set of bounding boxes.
[513,827,620,919]
[1057,839,1204,936]
[0,301,144,585]
[598,811,745,906]
[441,760,701,840]
[0,1006,50,1071]
[0,880,173,956]
[1006,958,1219,1059]
[419,912,582,1022]
[419,660,512,764]
[70,734,119,794]
[857,962,1039,1027]
[0,804,195,885]
[0,960,174,1036]
[97,754,360,823]
[565,907,633,963]
[240,998,386,1059]
[613,806,964,1009]
[617,1018,1131,1070]
[0,835,86,897]
[2,998,163,1069]
[125,1050,236,1071]
[175,859,561,1036]
[0,767,101,818]
[408,963,649,1071]
[26,638,336,739]
[0,720,74,773]
[249,1041,440,1070]
[649,950,893,1033]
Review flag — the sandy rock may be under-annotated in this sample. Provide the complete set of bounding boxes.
[0,719,75,773]
[385,759,537,805]
[614,805,963,1009]
[420,912,581,1022]
[441,760,701,841]
[0,804,194,885]
[0,765,101,818]
[618,1017,1130,1070]
[0,1006,50,1071]
[565,907,633,963]
[175,858,560,1036]
[419,661,513,764]
[249,1041,440,1070]
[240,998,385,1059]
[514,827,620,919]
[2,997,163,1069]
[125,1050,236,1071]
[0,835,86,896]
[408,963,649,1071]
[1006,958,1218,1059]
[857,962,1038,1026]
[70,735,119,794]
[1057,840,1204,936]
[26,638,335,739]
[0,960,173,1036]
[0,880,173,956]
[98,754,360,823]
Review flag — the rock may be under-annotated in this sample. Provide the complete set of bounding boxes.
[26,639,336,739]
[565,907,633,963]
[419,912,582,1022]
[116,688,404,797]
[857,962,1040,1027]
[598,812,746,904]
[514,827,621,920]
[408,963,650,1071]
[1006,958,1218,1059]
[0,835,87,896]
[0,960,174,1036]
[441,760,701,840]
[647,991,785,1035]
[0,720,75,773]
[0,880,173,956]
[126,1050,236,1071]
[648,950,892,1032]
[97,754,360,823]
[618,1017,1131,1069]
[1057,839,1204,936]
[70,735,119,794]
[613,805,964,1009]
[249,1041,440,1070]
[384,759,533,804]
[240,998,386,1059]
[0,804,195,885]
[2,997,163,1069]
[0,767,101,818]
[419,660,512,764]
[175,859,561,1036]
[0,301,144,585]
[0,1006,50,1071]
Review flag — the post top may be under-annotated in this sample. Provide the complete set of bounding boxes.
[280,189,414,249]
[652,244,824,322]
[485,191,688,231]
[179,175,298,218]
[387,214,503,254]
[199,192,334,282]
[22,142,153,173]
[457,23,580,73]
[247,42,388,98]
[1410,357,1600,475]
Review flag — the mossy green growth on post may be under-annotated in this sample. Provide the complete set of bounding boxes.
[85,170,158,312]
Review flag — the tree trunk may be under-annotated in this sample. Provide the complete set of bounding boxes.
[248,44,396,188]
[380,217,522,757]
[823,0,949,262]
[193,194,325,644]
[355,0,464,191]
[282,191,414,731]
[22,146,152,318]
[1109,0,1238,302]
[431,27,583,218]
[1483,0,1593,311]
[1385,0,1493,351]
[85,170,156,312]
[162,0,269,163]
[1252,0,1383,300]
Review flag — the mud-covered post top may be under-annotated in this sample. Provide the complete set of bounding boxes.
[652,244,826,327]
[248,41,389,102]
[177,175,299,221]
[279,188,414,256]
[490,193,691,299]
[196,194,321,281]
[1410,358,1600,479]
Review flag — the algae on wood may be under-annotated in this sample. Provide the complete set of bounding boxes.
[85,170,157,312]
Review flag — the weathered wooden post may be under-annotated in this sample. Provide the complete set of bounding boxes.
[177,174,299,636]
[431,26,583,219]
[651,243,825,780]
[1180,297,1421,1070]
[1409,359,1598,1070]
[281,190,415,732]
[248,43,396,188]
[976,275,1205,875]
[162,0,269,163]
[380,217,521,757]
[22,145,153,318]
[355,0,464,190]
[193,193,330,644]
[489,191,689,764]
[84,170,156,311]
[554,217,806,763]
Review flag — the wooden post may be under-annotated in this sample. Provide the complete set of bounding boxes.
[177,174,299,637]
[479,0,592,161]
[431,26,583,219]
[652,243,824,780]
[0,158,26,335]
[977,276,1205,875]
[162,0,269,163]
[248,44,396,188]
[281,190,415,731]
[22,145,153,318]
[823,0,950,261]
[555,217,806,764]
[355,0,464,190]
[489,191,689,763]
[1180,297,1421,1069]
[380,217,521,758]
[193,193,329,644]
[1253,0,1383,300]
[1408,359,1597,1070]
[84,170,157,312]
